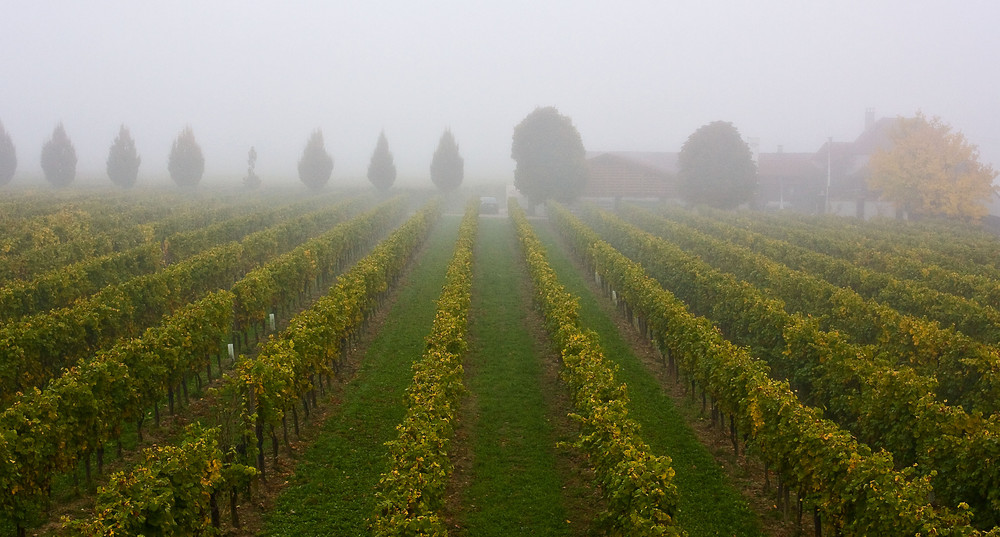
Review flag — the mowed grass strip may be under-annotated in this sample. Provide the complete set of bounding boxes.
[260,215,461,536]
[532,220,766,537]
[452,217,583,537]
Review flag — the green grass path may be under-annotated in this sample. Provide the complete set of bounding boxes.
[533,220,767,537]
[454,217,582,536]
[260,215,461,536]
[259,213,767,536]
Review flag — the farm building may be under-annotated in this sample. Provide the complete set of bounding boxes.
[581,151,679,206]
[583,111,900,218]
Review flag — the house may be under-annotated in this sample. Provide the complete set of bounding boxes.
[808,114,898,219]
[583,111,901,218]
[581,151,679,206]
[756,150,824,213]
[754,112,899,217]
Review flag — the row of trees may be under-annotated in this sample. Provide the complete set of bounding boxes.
[0,122,465,192]
[669,114,998,220]
[507,107,758,210]
[0,111,753,201]
[0,107,588,199]
[0,122,199,190]
[5,111,993,220]
[509,107,996,221]
[299,128,464,192]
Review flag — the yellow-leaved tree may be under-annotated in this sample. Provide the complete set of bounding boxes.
[869,112,997,220]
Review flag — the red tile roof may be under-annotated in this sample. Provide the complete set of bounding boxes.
[582,115,906,205]
[583,152,676,199]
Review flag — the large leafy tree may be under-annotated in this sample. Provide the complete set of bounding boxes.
[168,126,204,187]
[511,106,587,206]
[869,112,997,220]
[0,120,15,187]
[367,131,396,191]
[430,129,463,191]
[298,129,333,190]
[677,120,757,209]
[106,124,141,188]
[41,123,77,188]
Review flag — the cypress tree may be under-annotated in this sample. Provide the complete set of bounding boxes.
[367,131,396,191]
[0,120,15,187]
[107,124,141,188]
[41,123,77,188]
[298,130,334,190]
[430,129,463,191]
[168,126,205,187]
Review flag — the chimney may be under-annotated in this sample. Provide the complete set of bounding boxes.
[865,108,876,131]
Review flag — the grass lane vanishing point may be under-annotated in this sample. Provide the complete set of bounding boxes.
[451,216,592,537]
[260,215,460,536]
[533,219,767,537]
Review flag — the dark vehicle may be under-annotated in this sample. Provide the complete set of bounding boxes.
[479,196,499,214]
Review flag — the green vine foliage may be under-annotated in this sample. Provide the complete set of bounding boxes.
[0,200,363,408]
[511,199,683,537]
[225,198,439,487]
[0,192,347,285]
[670,205,1000,319]
[622,205,1000,411]
[371,199,478,536]
[588,204,1000,528]
[0,198,409,532]
[548,202,999,535]
[66,425,255,536]
[0,291,234,529]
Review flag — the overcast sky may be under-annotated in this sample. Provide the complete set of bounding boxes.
[1,1,997,187]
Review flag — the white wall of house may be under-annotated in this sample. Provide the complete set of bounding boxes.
[828,199,896,219]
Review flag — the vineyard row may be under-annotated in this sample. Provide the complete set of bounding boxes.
[0,198,409,535]
[549,202,989,536]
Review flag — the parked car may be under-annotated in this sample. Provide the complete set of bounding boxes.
[479,196,499,214]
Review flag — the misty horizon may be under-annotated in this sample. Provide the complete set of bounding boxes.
[1,1,997,188]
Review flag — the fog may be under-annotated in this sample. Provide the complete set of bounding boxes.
[1,1,997,187]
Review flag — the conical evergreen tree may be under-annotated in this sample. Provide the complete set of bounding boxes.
[106,124,141,188]
[40,123,77,188]
[430,129,463,191]
[298,129,333,190]
[367,131,396,191]
[0,120,15,187]
[168,126,204,187]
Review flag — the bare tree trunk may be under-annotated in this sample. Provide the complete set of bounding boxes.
[210,491,220,529]
[282,415,290,448]
[230,487,241,528]
[255,416,266,482]
[270,425,279,465]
